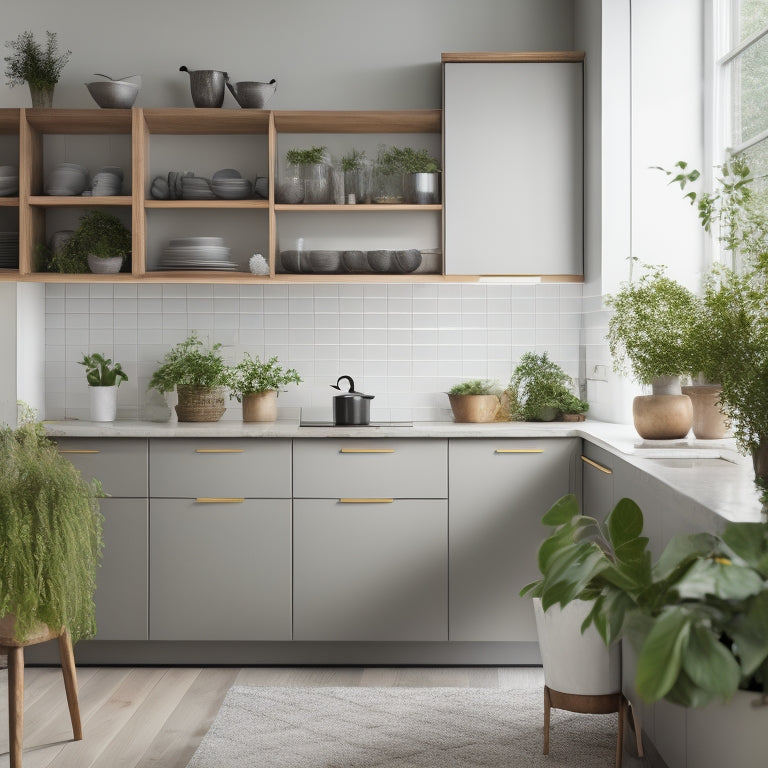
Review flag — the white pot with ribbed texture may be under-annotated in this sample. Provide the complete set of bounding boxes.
[533,597,620,695]
[89,385,118,422]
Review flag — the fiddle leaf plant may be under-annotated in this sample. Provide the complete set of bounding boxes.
[225,353,302,402]
[79,352,128,387]
[148,333,227,393]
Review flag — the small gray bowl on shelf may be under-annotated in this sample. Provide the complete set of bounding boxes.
[393,249,422,273]
[367,249,394,272]
[310,250,341,273]
[341,250,370,273]
[85,80,139,109]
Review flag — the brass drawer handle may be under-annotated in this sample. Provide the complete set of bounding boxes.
[58,449,101,454]
[195,449,245,453]
[340,449,395,454]
[581,455,613,475]
[339,498,394,503]
[195,497,245,503]
[494,449,544,454]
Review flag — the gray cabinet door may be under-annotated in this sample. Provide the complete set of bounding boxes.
[449,438,579,641]
[293,498,448,641]
[149,498,292,641]
[581,442,615,524]
[94,497,148,641]
[443,61,583,276]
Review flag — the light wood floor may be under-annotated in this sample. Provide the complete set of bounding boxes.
[0,664,647,768]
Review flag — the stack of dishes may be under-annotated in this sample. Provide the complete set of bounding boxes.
[90,166,123,196]
[181,176,215,200]
[0,232,19,268]
[0,165,19,196]
[157,236,237,271]
[45,162,89,196]
[211,169,251,200]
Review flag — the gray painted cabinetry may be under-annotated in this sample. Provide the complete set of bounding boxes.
[580,442,615,523]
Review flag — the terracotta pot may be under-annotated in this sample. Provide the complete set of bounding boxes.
[681,385,730,439]
[632,394,692,440]
[242,390,278,422]
[448,394,500,423]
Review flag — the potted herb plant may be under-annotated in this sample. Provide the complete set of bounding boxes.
[374,145,441,204]
[52,210,131,274]
[606,261,699,439]
[507,352,588,422]
[447,379,501,423]
[148,333,228,422]
[283,145,330,204]
[79,352,128,422]
[340,148,372,204]
[4,30,71,107]
[0,405,103,645]
[226,353,302,422]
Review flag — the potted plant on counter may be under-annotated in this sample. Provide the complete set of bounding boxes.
[52,210,131,274]
[226,353,302,422]
[447,379,501,423]
[148,333,228,422]
[606,260,699,439]
[79,352,128,422]
[507,352,588,422]
[4,29,71,107]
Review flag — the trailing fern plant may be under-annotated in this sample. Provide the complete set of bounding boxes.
[0,405,103,643]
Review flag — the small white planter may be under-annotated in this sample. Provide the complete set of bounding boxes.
[89,385,118,422]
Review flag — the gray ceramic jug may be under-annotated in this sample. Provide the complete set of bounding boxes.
[179,66,228,108]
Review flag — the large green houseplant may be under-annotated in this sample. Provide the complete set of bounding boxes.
[0,406,103,643]
[149,333,228,422]
[226,353,302,423]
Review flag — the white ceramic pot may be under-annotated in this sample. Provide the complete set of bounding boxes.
[89,385,118,422]
[87,254,124,274]
[533,597,621,695]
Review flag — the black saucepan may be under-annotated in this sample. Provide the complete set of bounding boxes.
[331,375,375,426]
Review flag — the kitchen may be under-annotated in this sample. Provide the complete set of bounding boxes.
[1,1,765,767]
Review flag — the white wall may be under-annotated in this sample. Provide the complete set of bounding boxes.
[0,284,18,425]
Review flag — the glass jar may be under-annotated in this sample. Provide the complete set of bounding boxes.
[302,163,331,204]
[373,168,404,204]
[276,161,303,204]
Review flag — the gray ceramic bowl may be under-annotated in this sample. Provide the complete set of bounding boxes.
[86,81,139,109]
[367,249,394,272]
[393,249,422,273]
[280,250,304,273]
[310,250,341,273]
[341,250,370,273]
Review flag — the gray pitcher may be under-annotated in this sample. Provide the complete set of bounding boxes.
[179,66,228,108]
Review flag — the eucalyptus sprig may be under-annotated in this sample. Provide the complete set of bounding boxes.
[4,30,71,90]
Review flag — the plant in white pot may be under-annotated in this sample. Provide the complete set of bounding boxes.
[226,353,302,422]
[606,261,699,439]
[79,352,128,422]
[53,210,131,274]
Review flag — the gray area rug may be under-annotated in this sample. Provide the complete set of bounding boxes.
[185,686,624,767]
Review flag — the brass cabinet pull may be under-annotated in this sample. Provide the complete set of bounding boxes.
[339,498,394,503]
[340,448,395,454]
[194,449,244,453]
[195,497,245,503]
[494,449,544,454]
[58,449,101,454]
[580,455,613,475]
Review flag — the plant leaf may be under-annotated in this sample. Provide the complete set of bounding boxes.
[682,623,741,698]
[606,497,644,549]
[541,494,579,526]
[635,607,692,702]
[729,591,768,676]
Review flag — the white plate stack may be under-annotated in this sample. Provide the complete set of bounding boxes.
[0,165,19,196]
[45,162,90,196]
[157,236,237,271]
[0,232,19,268]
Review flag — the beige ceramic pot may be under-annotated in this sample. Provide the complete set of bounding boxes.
[448,394,500,423]
[632,394,692,440]
[681,385,730,439]
[242,390,278,422]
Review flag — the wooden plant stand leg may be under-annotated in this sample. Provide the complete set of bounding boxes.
[58,630,82,741]
[7,645,24,768]
[543,685,552,754]
[627,699,644,758]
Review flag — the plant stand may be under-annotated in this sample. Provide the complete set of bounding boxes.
[0,616,82,768]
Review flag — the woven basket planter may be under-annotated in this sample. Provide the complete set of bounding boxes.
[175,385,226,422]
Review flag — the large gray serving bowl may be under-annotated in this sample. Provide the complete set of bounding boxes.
[86,81,139,109]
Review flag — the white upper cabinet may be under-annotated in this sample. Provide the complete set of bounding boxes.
[443,53,584,277]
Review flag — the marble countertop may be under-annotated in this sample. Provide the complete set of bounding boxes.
[43,418,763,524]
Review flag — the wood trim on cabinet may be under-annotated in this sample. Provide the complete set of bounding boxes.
[441,51,585,63]
[272,110,441,133]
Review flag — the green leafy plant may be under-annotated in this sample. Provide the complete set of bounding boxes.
[606,262,700,385]
[521,493,768,708]
[79,353,128,387]
[148,334,227,393]
[4,30,70,90]
[447,379,500,396]
[376,145,440,175]
[0,405,103,644]
[226,353,302,402]
[51,210,131,273]
[507,352,588,421]
[341,148,366,172]
[286,146,327,165]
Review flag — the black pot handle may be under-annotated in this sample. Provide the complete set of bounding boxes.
[331,375,355,392]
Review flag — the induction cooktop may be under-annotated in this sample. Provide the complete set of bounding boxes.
[299,408,412,427]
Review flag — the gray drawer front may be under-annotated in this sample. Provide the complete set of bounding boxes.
[55,438,148,497]
[149,498,292,641]
[149,438,291,498]
[293,498,448,641]
[293,439,447,498]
